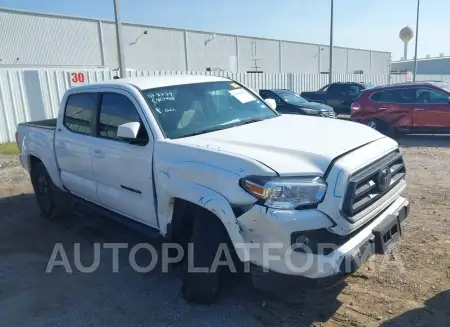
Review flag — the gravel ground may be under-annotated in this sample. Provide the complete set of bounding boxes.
[0,134,449,327]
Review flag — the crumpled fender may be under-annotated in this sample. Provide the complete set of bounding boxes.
[156,170,249,262]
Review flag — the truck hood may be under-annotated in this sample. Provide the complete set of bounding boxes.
[178,115,386,176]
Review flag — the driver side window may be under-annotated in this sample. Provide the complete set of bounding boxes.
[415,88,449,104]
[98,93,149,144]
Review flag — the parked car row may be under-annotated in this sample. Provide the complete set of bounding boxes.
[258,82,377,117]
[260,80,450,137]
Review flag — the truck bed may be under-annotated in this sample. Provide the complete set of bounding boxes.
[19,118,57,129]
[16,118,59,183]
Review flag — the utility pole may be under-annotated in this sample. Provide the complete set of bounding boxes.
[329,0,334,84]
[113,0,126,78]
[413,0,420,82]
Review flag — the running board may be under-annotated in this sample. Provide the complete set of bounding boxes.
[71,195,164,241]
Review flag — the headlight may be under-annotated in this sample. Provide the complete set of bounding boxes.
[240,176,327,210]
[300,108,320,115]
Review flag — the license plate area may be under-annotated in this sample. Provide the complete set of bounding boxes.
[372,214,402,254]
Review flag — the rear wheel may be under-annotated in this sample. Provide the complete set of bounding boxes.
[30,162,72,220]
[366,119,403,138]
[181,209,229,304]
[366,118,380,130]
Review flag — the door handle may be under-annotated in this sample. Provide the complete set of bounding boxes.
[92,149,105,158]
[378,107,387,110]
[413,108,425,111]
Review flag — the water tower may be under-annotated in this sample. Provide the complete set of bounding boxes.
[399,26,414,60]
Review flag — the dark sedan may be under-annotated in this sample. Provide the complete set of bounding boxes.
[259,89,336,118]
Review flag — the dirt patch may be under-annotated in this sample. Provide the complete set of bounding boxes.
[0,137,449,327]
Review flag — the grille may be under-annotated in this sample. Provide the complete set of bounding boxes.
[319,111,337,118]
[342,150,406,217]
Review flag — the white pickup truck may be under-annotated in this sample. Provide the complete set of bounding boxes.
[16,75,409,304]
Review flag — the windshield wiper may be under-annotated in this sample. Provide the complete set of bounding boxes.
[183,125,230,137]
[239,118,267,125]
[182,117,274,138]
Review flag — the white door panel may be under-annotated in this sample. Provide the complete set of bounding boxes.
[55,131,98,201]
[90,91,158,228]
[60,170,97,201]
[92,142,156,226]
[54,92,100,202]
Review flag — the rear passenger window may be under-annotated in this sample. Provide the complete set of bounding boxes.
[373,89,417,104]
[99,93,149,143]
[379,91,398,102]
[64,93,99,135]
[370,92,382,102]
[373,90,404,103]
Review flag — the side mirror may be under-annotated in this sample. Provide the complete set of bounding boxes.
[265,98,277,110]
[117,122,140,140]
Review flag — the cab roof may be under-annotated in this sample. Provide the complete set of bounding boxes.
[72,75,231,92]
[109,75,230,90]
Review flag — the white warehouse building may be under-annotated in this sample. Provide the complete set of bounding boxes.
[0,8,391,74]
[391,56,450,75]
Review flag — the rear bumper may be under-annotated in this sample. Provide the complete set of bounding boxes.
[245,197,409,290]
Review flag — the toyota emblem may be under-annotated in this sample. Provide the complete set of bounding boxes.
[377,167,392,192]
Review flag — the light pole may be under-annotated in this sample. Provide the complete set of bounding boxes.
[329,0,334,84]
[113,0,126,78]
[413,0,420,82]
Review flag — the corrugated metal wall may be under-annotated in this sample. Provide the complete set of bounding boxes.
[0,10,102,67]
[0,8,390,74]
[371,52,391,74]
[237,37,280,73]
[391,58,450,75]
[101,22,187,71]
[390,74,450,83]
[0,68,113,143]
[186,31,237,72]
[281,42,319,73]
[0,68,397,143]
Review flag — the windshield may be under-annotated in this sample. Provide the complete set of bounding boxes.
[362,83,376,89]
[272,90,308,105]
[436,83,450,92]
[142,81,278,139]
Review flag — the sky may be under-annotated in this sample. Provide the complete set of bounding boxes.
[0,0,448,60]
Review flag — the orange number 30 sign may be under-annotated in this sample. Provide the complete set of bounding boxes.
[70,72,86,84]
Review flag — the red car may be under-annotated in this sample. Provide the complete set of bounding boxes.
[350,82,450,134]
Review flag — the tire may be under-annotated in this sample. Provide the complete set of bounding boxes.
[366,118,380,131]
[181,210,228,304]
[30,162,72,220]
[366,119,403,138]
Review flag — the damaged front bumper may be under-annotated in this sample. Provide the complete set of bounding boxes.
[237,196,410,291]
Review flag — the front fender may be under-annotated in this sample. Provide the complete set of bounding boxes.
[156,172,248,262]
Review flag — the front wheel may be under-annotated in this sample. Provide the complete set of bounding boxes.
[30,162,72,220]
[181,210,229,304]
